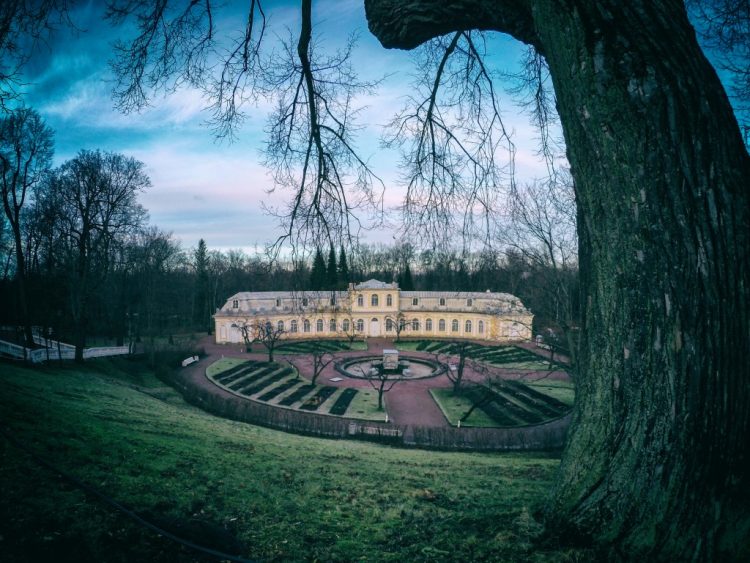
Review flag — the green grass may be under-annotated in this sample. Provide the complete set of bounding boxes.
[276,339,368,354]
[205,356,248,377]
[346,388,387,421]
[0,359,591,562]
[430,388,499,427]
[526,379,576,406]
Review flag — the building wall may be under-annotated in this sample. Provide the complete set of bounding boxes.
[214,284,533,344]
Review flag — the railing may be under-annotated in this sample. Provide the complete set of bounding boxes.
[0,338,130,363]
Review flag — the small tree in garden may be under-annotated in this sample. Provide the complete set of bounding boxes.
[384,312,412,342]
[356,364,404,411]
[436,340,473,394]
[235,317,286,361]
[309,343,335,385]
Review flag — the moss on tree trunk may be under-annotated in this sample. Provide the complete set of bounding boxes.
[366,0,750,559]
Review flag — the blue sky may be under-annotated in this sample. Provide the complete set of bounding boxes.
[19,0,556,253]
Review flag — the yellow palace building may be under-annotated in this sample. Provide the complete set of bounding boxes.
[213,279,533,344]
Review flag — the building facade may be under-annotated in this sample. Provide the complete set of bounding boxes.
[213,279,533,344]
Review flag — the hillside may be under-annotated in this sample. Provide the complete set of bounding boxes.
[0,358,590,562]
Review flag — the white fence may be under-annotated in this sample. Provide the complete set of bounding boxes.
[0,338,130,363]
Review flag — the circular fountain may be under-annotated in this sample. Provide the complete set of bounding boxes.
[336,349,445,380]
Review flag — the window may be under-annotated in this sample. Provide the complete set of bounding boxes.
[371,294,379,307]
[412,297,419,306]
[330,296,336,306]
[232,299,239,309]
[276,298,281,307]
[451,319,459,332]
[478,320,484,334]
[465,320,472,333]
[265,321,273,332]
[302,297,308,307]
[277,320,284,332]
[342,319,350,332]
[316,319,324,332]
[426,318,433,331]
[356,319,364,332]
[438,319,446,331]
[386,294,392,306]
[466,298,473,307]
[399,318,406,331]
[329,319,336,332]
[291,320,298,333]
[412,319,419,331]
[386,318,394,331]
[303,319,311,333]
[357,295,364,307]
[439,297,446,306]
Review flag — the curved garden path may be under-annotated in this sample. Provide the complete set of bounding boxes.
[178,336,571,429]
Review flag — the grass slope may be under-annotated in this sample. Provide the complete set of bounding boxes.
[0,358,591,562]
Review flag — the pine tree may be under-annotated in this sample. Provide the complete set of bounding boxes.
[338,245,349,287]
[399,263,415,290]
[309,248,327,290]
[327,245,338,290]
[193,239,209,329]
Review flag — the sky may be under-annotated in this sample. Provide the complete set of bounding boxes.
[18,0,555,254]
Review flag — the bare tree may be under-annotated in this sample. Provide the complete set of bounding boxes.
[308,342,335,385]
[435,340,473,395]
[0,107,53,346]
[498,171,579,364]
[106,0,385,255]
[49,150,148,361]
[235,316,286,361]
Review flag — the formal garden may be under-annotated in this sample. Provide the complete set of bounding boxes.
[203,339,574,435]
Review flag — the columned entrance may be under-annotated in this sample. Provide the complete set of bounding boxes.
[369,318,380,337]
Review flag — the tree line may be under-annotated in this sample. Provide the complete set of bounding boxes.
[1,109,577,359]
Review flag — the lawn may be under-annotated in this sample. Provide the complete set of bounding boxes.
[276,339,368,354]
[0,359,591,562]
[525,379,576,407]
[430,388,499,427]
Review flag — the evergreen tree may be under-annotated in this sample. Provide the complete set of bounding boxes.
[326,244,338,290]
[399,263,415,290]
[309,248,327,290]
[193,239,209,330]
[338,245,349,287]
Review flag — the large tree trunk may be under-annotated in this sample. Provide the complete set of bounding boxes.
[365,1,750,559]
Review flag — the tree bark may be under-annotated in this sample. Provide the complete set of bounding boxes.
[366,0,750,560]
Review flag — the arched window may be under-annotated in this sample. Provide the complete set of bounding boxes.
[356,319,364,332]
[438,319,446,331]
[291,320,298,333]
[478,320,484,334]
[426,318,433,331]
[412,319,419,331]
[330,296,336,306]
[399,318,406,331]
[451,319,459,332]
[316,319,324,332]
[386,318,394,331]
[276,298,282,307]
[232,299,239,308]
[466,298,473,307]
[342,319,350,332]
[386,294,392,306]
[465,320,472,333]
[439,297,446,306]
[303,319,311,333]
[371,294,379,307]
[302,297,308,307]
[357,295,364,307]
[412,297,419,306]
[278,320,285,332]
[329,319,336,332]
[265,321,273,333]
